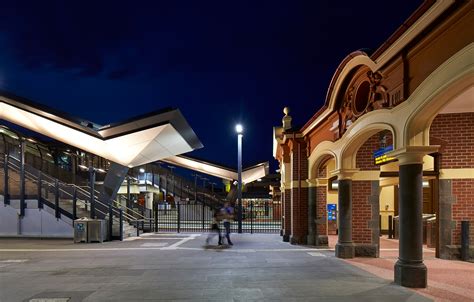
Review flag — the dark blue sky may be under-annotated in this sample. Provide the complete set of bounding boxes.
[0,1,421,171]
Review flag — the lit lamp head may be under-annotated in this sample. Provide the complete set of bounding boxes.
[235,124,243,135]
[139,168,145,173]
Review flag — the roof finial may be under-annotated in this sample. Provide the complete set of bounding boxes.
[282,107,292,130]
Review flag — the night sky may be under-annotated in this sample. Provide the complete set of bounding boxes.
[0,1,422,172]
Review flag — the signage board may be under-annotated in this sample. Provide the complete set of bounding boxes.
[373,145,395,165]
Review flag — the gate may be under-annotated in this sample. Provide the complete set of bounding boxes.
[154,201,280,233]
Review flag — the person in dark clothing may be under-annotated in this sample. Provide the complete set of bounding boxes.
[221,202,234,245]
[206,208,222,245]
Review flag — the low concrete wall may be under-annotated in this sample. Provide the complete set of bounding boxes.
[0,199,73,238]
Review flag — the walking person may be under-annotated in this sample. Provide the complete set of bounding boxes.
[206,208,222,246]
[221,202,234,245]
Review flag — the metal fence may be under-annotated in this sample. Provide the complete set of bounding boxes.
[154,202,280,233]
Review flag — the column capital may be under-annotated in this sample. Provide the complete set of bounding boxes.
[387,146,439,166]
[305,178,327,187]
[330,169,359,180]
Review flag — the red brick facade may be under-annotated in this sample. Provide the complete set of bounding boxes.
[352,181,373,244]
[430,112,474,169]
[316,186,327,236]
[451,179,474,245]
[290,140,309,244]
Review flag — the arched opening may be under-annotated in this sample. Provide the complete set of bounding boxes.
[427,85,474,260]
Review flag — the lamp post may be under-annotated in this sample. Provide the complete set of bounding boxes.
[236,124,243,233]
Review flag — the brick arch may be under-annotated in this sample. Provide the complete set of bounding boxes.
[339,123,396,171]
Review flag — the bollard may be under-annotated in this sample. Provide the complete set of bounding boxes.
[388,215,393,239]
[461,221,470,261]
[379,215,382,237]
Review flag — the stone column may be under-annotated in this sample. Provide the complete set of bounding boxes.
[389,146,437,288]
[334,169,358,258]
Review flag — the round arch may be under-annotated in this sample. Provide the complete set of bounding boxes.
[339,122,396,170]
[404,44,474,146]
[308,141,338,179]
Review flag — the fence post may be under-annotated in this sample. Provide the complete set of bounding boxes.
[177,202,181,233]
[37,172,43,209]
[201,202,205,230]
[119,209,123,241]
[54,179,60,219]
[137,221,140,237]
[461,221,470,261]
[250,200,253,234]
[4,154,9,205]
[72,187,77,220]
[388,215,393,239]
[154,202,158,232]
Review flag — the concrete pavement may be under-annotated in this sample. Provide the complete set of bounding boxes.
[0,233,429,301]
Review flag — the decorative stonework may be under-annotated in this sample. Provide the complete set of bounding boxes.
[338,68,390,137]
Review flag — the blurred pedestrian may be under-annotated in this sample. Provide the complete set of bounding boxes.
[221,202,234,245]
[206,208,222,245]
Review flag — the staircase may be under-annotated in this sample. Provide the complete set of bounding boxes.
[0,153,144,240]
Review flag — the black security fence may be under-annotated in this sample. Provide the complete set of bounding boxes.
[151,201,280,233]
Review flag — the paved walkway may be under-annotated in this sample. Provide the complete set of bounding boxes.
[327,235,474,302]
[0,233,429,302]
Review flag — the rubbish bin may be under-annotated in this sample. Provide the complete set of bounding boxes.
[74,217,89,243]
[426,216,437,248]
[88,219,106,243]
[393,216,399,239]
[422,214,435,244]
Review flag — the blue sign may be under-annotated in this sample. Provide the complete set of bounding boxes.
[327,204,337,221]
[373,145,395,165]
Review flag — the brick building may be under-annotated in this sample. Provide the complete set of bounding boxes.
[273,0,473,288]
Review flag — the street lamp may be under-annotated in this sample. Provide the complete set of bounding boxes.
[236,123,243,233]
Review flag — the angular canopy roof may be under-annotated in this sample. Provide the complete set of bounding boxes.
[0,90,203,167]
[162,155,269,184]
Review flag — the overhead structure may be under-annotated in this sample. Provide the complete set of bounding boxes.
[0,90,203,167]
[162,155,269,184]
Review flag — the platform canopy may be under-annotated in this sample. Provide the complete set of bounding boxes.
[162,155,269,184]
[0,91,203,167]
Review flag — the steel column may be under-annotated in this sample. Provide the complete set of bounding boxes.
[19,140,26,217]
[3,154,9,205]
[54,179,60,218]
[37,172,43,209]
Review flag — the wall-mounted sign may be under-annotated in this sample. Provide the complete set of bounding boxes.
[373,145,395,165]
[327,204,337,221]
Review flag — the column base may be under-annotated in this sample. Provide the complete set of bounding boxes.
[290,235,307,245]
[316,235,328,246]
[335,243,355,258]
[282,234,290,242]
[394,260,427,288]
[307,235,328,246]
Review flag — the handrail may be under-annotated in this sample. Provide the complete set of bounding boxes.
[2,153,140,222]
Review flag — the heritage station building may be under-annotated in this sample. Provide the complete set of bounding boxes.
[273,0,473,288]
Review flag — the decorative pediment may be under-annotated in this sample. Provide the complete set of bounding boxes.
[337,67,391,137]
